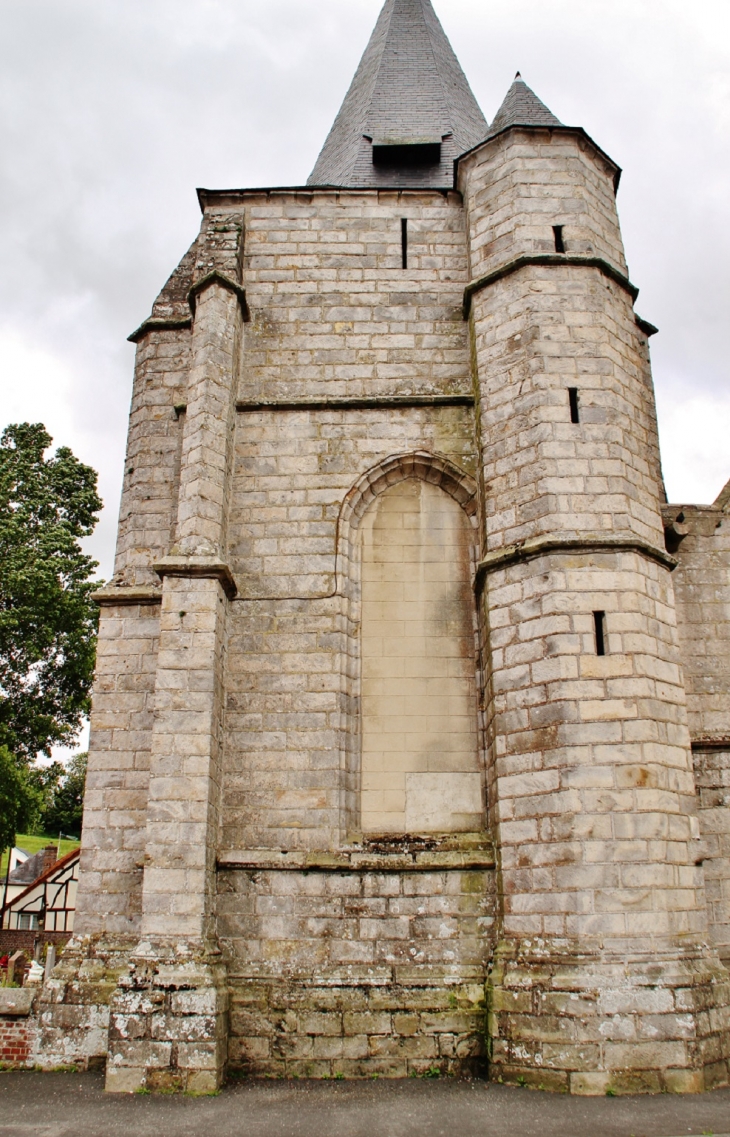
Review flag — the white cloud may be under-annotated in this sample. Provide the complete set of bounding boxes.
[657,393,730,506]
[0,330,77,444]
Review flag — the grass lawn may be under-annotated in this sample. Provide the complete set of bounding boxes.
[1,835,80,877]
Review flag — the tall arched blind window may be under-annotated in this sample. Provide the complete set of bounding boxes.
[359,477,481,834]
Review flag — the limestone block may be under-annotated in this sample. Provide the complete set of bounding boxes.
[403,773,482,832]
[0,989,34,1016]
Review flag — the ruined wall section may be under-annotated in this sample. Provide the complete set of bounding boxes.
[669,495,730,961]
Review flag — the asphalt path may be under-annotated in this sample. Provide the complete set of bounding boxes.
[0,1072,729,1137]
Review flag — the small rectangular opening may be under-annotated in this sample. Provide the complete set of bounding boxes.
[568,387,580,423]
[553,225,565,253]
[401,218,408,269]
[594,611,607,656]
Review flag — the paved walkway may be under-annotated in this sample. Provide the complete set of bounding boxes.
[0,1072,729,1137]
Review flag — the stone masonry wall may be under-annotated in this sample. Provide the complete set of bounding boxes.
[467,266,664,551]
[670,503,730,959]
[113,331,190,588]
[228,406,476,602]
[50,138,729,1089]
[482,548,704,948]
[218,862,495,1077]
[460,127,665,554]
[670,504,730,742]
[460,127,627,281]
[694,749,730,962]
[75,602,160,938]
[239,189,470,402]
[462,124,729,1090]
[223,407,479,850]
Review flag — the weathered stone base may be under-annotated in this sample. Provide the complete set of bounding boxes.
[487,938,730,1094]
[33,935,136,1071]
[105,939,228,1094]
[228,971,486,1078]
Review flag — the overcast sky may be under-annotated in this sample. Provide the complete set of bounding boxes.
[1,0,729,586]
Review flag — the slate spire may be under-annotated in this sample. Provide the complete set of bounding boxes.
[308,0,488,188]
[489,72,561,135]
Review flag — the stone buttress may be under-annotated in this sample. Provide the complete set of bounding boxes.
[31,0,729,1095]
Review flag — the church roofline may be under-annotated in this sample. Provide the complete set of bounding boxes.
[197,125,621,210]
[196,185,461,211]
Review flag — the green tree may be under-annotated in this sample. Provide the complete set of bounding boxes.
[39,752,88,839]
[0,423,102,762]
[0,744,40,852]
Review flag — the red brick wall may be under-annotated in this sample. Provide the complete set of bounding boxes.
[0,1017,34,1067]
[0,930,71,958]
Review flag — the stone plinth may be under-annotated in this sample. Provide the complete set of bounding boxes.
[488,939,730,1093]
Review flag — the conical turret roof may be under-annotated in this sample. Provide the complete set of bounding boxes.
[308,0,488,188]
[489,73,561,135]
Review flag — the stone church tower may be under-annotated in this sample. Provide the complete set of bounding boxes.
[36,0,730,1094]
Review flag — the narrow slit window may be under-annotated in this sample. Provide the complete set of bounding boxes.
[553,225,565,253]
[594,611,607,656]
[568,387,580,423]
[401,218,408,269]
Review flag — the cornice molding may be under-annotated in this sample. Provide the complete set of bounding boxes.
[153,556,238,599]
[218,846,495,873]
[93,585,162,607]
[691,736,730,752]
[475,534,676,590]
[236,394,474,413]
[127,317,192,345]
[463,254,639,318]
